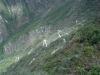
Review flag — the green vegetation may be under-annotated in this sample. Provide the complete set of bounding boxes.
[82,46,97,57]
[87,64,100,75]
[77,64,100,75]
[77,67,85,74]
[0,0,100,75]
[79,22,100,45]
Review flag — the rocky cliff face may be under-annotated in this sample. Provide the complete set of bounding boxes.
[4,25,52,54]
[0,0,63,42]
[0,0,29,42]
[0,15,8,42]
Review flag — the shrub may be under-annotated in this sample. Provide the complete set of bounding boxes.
[87,64,100,75]
[77,64,100,75]
[82,46,96,57]
[79,23,100,45]
[77,67,85,74]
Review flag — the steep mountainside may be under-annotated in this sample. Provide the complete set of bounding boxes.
[2,17,100,75]
[0,0,99,42]
[0,0,100,75]
[0,0,99,54]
